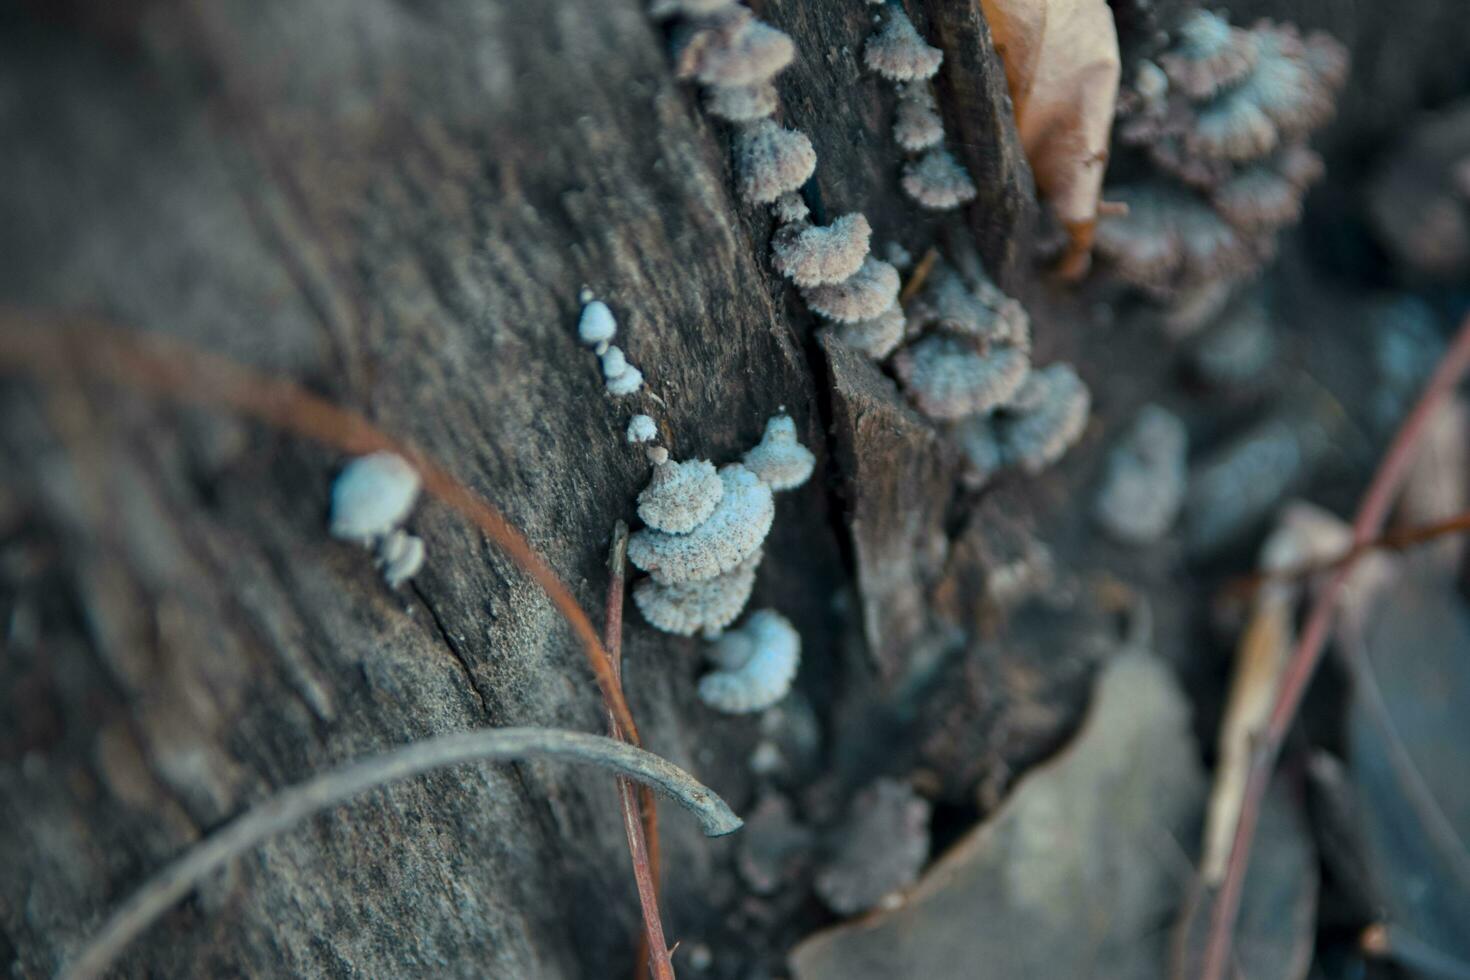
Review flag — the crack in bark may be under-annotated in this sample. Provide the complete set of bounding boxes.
[411,584,495,719]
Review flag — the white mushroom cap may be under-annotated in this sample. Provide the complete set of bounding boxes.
[893,93,946,152]
[892,334,1030,420]
[705,80,780,122]
[638,457,724,533]
[864,8,943,82]
[1093,404,1188,545]
[699,609,801,714]
[801,255,901,323]
[771,192,811,225]
[629,464,775,584]
[578,300,617,347]
[924,267,1031,349]
[330,452,422,544]
[1159,9,1258,99]
[996,363,1092,474]
[675,7,795,88]
[377,529,427,589]
[900,149,977,210]
[734,120,818,205]
[742,414,816,491]
[626,414,659,444]
[633,551,761,637]
[606,363,645,397]
[601,345,629,379]
[835,302,905,359]
[771,213,873,287]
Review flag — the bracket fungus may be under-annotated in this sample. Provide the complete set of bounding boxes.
[377,528,427,589]
[626,414,659,444]
[901,148,978,211]
[893,334,1030,420]
[674,6,794,88]
[705,80,779,122]
[863,6,943,82]
[1159,9,1258,101]
[633,551,761,638]
[629,463,774,585]
[330,452,422,545]
[916,265,1032,349]
[734,120,818,205]
[698,609,801,714]
[1093,404,1188,545]
[995,364,1091,475]
[600,345,645,396]
[835,302,905,359]
[637,457,724,534]
[801,255,901,323]
[742,414,816,491]
[771,213,873,288]
[893,87,945,152]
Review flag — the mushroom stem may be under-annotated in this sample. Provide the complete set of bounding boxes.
[62,728,741,980]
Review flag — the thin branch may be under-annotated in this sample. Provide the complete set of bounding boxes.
[61,727,742,980]
[0,312,640,742]
[604,521,675,980]
[1200,313,1470,980]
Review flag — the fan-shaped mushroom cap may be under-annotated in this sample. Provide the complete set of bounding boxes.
[996,364,1091,474]
[900,149,977,210]
[629,464,775,584]
[1191,87,1279,161]
[634,551,761,637]
[734,120,818,205]
[706,81,779,122]
[1212,159,1306,231]
[578,300,617,347]
[1236,24,1342,136]
[835,302,905,359]
[1095,184,1250,294]
[1159,9,1258,99]
[627,414,659,444]
[893,334,1030,420]
[638,458,723,534]
[772,192,810,225]
[923,266,1031,349]
[801,256,900,323]
[330,452,422,544]
[606,364,645,396]
[743,414,816,491]
[957,414,1005,483]
[699,609,801,714]
[893,92,945,152]
[1093,404,1188,545]
[864,8,943,82]
[377,529,427,589]
[675,7,795,87]
[771,213,872,287]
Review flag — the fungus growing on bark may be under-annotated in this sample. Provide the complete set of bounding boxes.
[1093,184,1250,297]
[918,265,1031,349]
[638,457,724,533]
[863,7,943,82]
[705,80,779,122]
[1210,144,1323,231]
[629,464,774,584]
[801,255,901,323]
[601,345,645,396]
[674,6,795,88]
[771,213,872,288]
[835,303,905,359]
[900,149,977,210]
[734,120,818,205]
[626,414,659,444]
[893,334,1030,420]
[329,452,422,545]
[1093,404,1188,545]
[1189,294,1276,388]
[577,299,617,352]
[893,87,945,152]
[1158,9,1257,100]
[742,414,816,491]
[772,191,810,225]
[698,608,801,714]
[995,363,1091,474]
[633,551,761,637]
[376,529,427,589]
[814,779,931,915]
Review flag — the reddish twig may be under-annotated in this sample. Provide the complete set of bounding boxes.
[1200,313,1470,980]
[603,522,674,980]
[0,312,641,745]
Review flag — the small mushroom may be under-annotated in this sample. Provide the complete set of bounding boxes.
[638,457,724,534]
[863,7,943,82]
[578,299,617,350]
[698,608,801,714]
[633,551,761,637]
[734,120,818,205]
[376,529,427,589]
[771,213,872,288]
[771,191,811,225]
[705,80,779,122]
[801,255,901,323]
[892,334,1030,420]
[900,148,977,210]
[814,779,931,915]
[674,7,795,88]
[1158,9,1258,100]
[1235,25,1342,136]
[835,302,905,359]
[893,89,946,152]
[1191,87,1280,161]
[742,414,816,491]
[330,452,422,545]
[993,363,1091,475]
[601,345,645,397]
[1093,404,1188,545]
[626,414,659,444]
[628,464,774,584]
[920,266,1031,349]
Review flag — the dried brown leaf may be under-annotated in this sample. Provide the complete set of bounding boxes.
[978,0,1120,274]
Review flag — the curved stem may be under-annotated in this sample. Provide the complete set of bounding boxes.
[61,727,741,980]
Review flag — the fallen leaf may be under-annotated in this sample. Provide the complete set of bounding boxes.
[978,0,1120,276]
[789,651,1204,980]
